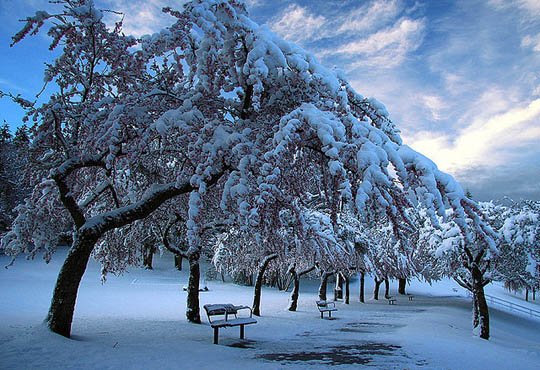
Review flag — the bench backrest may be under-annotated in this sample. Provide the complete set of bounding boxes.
[316,300,328,308]
[204,304,238,316]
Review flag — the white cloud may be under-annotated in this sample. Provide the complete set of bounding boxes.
[409,97,540,174]
[419,94,447,121]
[268,4,326,44]
[489,0,540,16]
[331,18,424,68]
[267,1,423,69]
[336,0,401,34]
[98,0,187,37]
[522,33,540,52]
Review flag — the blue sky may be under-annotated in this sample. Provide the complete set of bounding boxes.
[1,0,539,201]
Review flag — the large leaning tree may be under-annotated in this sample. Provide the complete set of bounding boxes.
[2,0,494,339]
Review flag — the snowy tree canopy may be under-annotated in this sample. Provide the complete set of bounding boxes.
[0,0,497,270]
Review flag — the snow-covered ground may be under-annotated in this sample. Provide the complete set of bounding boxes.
[1,249,539,370]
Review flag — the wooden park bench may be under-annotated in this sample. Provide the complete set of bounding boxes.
[203,304,257,344]
[387,296,397,305]
[316,300,338,319]
[407,294,414,301]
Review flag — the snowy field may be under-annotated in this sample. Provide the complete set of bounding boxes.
[1,249,539,370]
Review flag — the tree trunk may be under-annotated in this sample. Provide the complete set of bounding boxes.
[384,278,390,298]
[533,287,536,300]
[46,233,97,338]
[252,254,278,316]
[319,271,334,301]
[373,278,382,300]
[472,293,480,329]
[472,266,490,340]
[288,264,315,312]
[334,273,343,301]
[398,278,406,295]
[174,254,183,271]
[526,288,529,302]
[143,244,154,269]
[288,270,300,311]
[344,275,350,304]
[186,250,201,323]
[359,272,365,303]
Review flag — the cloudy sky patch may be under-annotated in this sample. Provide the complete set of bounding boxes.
[0,0,538,201]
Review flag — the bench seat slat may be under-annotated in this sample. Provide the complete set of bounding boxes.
[209,317,258,328]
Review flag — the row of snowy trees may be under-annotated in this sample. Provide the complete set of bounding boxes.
[0,122,31,232]
[0,0,536,342]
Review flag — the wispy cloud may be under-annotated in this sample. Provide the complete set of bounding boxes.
[335,0,402,34]
[0,78,27,93]
[522,33,540,52]
[489,0,540,16]
[98,0,187,37]
[331,18,425,68]
[268,4,326,44]
[268,0,424,70]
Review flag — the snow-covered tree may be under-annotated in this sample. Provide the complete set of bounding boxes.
[496,200,539,299]
[2,0,494,339]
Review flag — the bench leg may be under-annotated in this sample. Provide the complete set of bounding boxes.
[329,311,332,318]
[214,327,219,345]
[240,325,245,339]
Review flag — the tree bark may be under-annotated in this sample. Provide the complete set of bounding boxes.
[334,272,343,301]
[344,275,350,304]
[359,272,365,303]
[252,254,278,316]
[472,266,490,340]
[319,271,334,301]
[174,254,183,271]
[472,294,479,329]
[46,232,97,338]
[143,243,155,270]
[384,278,390,298]
[288,267,300,312]
[373,278,382,300]
[45,173,220,338]
[186,249,201,323]
[398,278,406,295]
[288,265,315,312]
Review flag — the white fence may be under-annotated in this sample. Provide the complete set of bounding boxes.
[484,294,540,319]
[466,291,540,319]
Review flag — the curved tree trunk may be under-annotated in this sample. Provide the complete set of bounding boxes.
[359,272,365,303]
[186,249,201,323]
[398,278,406,295]
[46,233,97,338]
[288,264,315,312]
[252,254,278,316]
[319,271,334,301]
[373,278,382,300]
[288,269,300,311]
